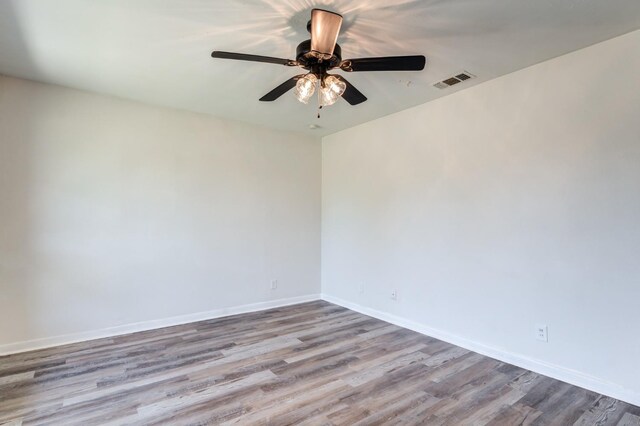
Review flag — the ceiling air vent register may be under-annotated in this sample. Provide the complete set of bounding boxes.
[433,71,476,89]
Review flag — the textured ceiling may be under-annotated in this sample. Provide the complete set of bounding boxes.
[1,0,640,136]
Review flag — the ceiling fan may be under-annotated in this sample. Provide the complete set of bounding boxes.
[211,9,426,108]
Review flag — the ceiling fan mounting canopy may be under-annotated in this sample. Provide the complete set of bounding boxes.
[210,8,427,107]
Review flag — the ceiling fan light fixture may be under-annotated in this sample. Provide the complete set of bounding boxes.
[318,75,346,106]
[293,73,318,104]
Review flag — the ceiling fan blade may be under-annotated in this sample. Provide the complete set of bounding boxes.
[259,76,304,102]
[211,51,297,66]
[336,76,367,105]
[310,9,343,59]
[340,55,426,72]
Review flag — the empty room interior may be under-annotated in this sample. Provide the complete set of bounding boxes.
[1,0,640,425]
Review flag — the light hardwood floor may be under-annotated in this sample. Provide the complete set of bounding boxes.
[0,301,638,425]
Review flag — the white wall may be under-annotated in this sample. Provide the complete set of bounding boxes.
[0,75,320,350]
[322,29,640,404]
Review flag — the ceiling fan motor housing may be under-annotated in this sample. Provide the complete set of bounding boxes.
[296,40,343,74]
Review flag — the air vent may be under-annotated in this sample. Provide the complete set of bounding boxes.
[442,77,461,86]
[433,71,476,89]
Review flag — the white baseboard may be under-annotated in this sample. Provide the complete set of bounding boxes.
[0,294,321,356]
[321,293,640,407]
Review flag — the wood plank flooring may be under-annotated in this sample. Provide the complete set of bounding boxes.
[1,300,638,425]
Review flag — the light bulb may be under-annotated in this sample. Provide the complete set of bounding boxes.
[318,75,346,107]
[294,74,317,104]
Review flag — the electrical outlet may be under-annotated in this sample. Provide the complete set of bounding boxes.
[359,283,365,294]
[536,324,548,342]
[390,289,398,301]
[270,280,278,290]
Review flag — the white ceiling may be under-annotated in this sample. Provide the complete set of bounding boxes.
[1,0,639,137]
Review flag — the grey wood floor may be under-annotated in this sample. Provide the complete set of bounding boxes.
[1,301,638,425]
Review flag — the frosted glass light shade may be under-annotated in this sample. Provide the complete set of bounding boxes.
[318,75,346,107]
[294,74,318,104]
